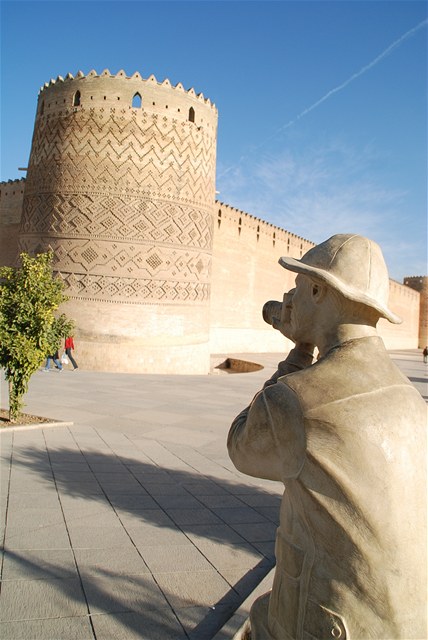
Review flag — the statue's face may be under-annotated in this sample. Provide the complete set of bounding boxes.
[289,274,316,343]
[280,288,295,326]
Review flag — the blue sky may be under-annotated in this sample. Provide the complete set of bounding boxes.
[1,0,426,280]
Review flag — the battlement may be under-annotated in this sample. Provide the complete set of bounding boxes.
[404,276,428,283]
[36,69,217,128]
[216,200,312,245]
[0,178,26,202]
[403,276,428,294]
[0,178,26,187]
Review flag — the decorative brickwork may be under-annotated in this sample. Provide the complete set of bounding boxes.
[20,72,217,310]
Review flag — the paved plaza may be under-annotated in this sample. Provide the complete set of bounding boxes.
[0,350,426,639]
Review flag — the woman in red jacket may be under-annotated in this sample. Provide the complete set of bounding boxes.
[64,336,78,370]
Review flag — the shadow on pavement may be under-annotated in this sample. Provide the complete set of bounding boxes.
[3,447,280,639]
[1,549,188,639]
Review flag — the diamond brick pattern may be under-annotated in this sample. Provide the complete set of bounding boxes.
[21,194,212,249]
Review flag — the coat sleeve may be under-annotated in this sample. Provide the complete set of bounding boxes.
[262,347,314,389]
[227,348,311,482]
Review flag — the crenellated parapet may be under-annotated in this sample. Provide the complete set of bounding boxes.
[36,69,217,127]
[0,178,26,186]
[215,200,313,256]
[403,276,428,292]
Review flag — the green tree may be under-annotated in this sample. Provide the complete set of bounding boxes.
[47,313,76,352]
[0,252,72,421]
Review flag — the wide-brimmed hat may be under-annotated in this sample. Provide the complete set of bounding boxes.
[279,234,402,324]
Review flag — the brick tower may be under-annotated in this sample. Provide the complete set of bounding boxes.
[18,69,218,373]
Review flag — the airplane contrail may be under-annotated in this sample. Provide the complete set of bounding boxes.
[218,19,427,179]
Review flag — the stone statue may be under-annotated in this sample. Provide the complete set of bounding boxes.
[228,234,427,640]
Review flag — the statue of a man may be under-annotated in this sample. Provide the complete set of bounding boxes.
[228,234,426,640]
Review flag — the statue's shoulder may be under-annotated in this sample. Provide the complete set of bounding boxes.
[278,337,419,412]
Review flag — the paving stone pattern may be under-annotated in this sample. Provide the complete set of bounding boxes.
[0,351,426,639]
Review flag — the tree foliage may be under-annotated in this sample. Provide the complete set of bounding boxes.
[0,252,73,421]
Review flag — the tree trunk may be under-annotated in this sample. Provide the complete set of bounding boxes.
[8,380,15,423]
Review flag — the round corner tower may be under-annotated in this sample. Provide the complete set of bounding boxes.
[19,69,218,373]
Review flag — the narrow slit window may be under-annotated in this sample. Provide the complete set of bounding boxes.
[188,107,195,123]
[73,91,81,107]
[132,93,142,108]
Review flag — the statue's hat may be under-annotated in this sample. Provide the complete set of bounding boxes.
[279,234,402,324]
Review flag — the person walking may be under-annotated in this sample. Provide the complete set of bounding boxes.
[423,345,428,363]
[43,349,62,372]
[64,336,78,370]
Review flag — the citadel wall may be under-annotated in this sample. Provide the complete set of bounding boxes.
[210,203,420,352]
[0,179,25,266]
[377,279,420,349]
[210,202,313,354]
[0,179,421,358]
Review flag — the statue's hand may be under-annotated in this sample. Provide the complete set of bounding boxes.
[271,289,295,339]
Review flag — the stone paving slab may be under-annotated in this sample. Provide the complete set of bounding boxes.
[0,576,87,620]
[91,609,187,640]
[0,616,94,640]
[1,549,77,581]
[0,350,426,639]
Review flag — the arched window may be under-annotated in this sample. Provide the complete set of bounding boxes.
[132,93,142,108]
[40,101,45,115]
[73,91,81,107]
[188,107,195,123]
